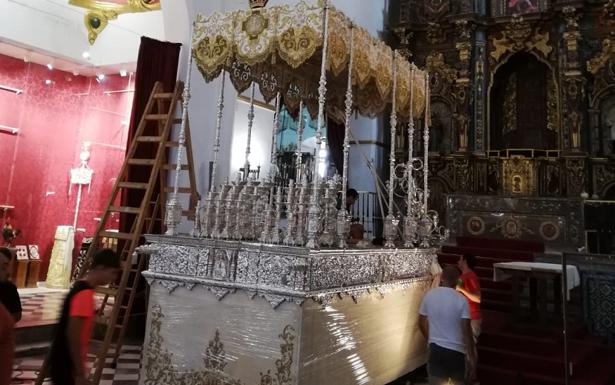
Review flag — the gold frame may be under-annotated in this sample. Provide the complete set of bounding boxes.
[69,0,161,44]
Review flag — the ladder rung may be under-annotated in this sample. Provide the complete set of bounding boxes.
[99,231,134,240]
[163,187,192,193]
[163,164,189,170]
[136,136,163,142]
[118,182,148,189]
[109,206,140,214]
[96,287,118,296]
[165,141,180,147]
[145,114,168,120]
[153,93,173,99]
[182,210,194,217]
[128,159,156,166]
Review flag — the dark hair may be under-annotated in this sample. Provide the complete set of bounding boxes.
[91,249,120,270]
[0,247,11,261]
[462,254,477,270]
[441,266,461,287]
[347,188,359,198]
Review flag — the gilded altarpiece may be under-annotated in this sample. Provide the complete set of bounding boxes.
[389,0,615,234]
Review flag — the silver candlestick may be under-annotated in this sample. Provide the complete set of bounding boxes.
[235,179,252,240]
[211,180,228,238]
[271,185,283,244]
[295,176,308,246]
[284,179,296,245]
[220,183,237,239]
[260,186,275,243]
[191,199,201,237]
[201,190,215,238]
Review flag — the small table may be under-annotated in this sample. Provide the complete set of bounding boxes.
[493,262,580,327]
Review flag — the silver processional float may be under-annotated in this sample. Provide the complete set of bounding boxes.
[137,2,452,385]
[162,1,448,251]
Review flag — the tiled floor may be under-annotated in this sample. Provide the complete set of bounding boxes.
[12,345,142,385]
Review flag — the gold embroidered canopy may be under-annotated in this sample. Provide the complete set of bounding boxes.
[192,1,426,122]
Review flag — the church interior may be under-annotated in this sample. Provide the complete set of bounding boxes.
[1,0,615,384]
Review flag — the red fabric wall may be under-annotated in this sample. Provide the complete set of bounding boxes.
[0,53,133,279]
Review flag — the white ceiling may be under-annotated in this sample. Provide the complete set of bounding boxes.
[0,39,136,76]
[0,0,165,76]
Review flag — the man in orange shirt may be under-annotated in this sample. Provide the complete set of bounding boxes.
[49,249,120,385]
[0,247,15,385]
[457,254,482,342]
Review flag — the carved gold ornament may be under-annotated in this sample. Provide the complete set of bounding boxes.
[587,38,614,75]
[191,1,427,120]
[490,16,552,63]
[502,158,537,196]
[69,0,161,45]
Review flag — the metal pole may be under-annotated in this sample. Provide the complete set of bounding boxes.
[384,51,398,248]
[243,83,256,180]
[423,73,430,214]
[337,24,355,249]
[306,0,330,249]
[210,71,226,192]
[270,92,281,175]
[165,23,194,235]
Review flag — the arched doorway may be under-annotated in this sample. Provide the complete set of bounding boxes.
[489,52,559,150]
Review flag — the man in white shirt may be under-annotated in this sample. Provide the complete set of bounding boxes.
[419,266,477,385]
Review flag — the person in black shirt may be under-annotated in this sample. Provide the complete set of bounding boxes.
[0,247,22,322]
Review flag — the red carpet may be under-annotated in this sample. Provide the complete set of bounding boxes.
[438,237,615,385]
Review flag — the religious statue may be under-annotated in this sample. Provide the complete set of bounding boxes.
[570,111,581,149]
[454,113,469,152]
[512,175,523,194]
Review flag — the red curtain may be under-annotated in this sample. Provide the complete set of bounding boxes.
[127,36,182,144]
[121,37,182,234]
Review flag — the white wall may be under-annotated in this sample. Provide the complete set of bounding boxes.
[161,0,387,197]
[230,100,276,180]
[0,0,164,67]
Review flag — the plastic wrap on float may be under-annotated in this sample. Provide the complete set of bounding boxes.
[139,236,435,385]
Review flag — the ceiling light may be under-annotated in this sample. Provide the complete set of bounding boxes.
[119,69,127,77]
[72,69,79,76]
[96,73,106,83]
[23,55,29,63]
[45,79,52,85]
[82,51,90,59]
[47,63,53,70]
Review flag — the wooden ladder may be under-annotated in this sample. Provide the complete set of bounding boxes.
[35,81,199,385]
